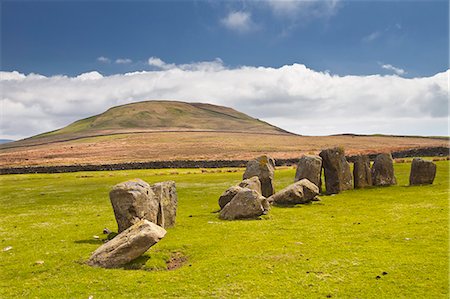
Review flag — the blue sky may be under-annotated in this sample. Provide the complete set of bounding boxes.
[1,0,449,139]
[2,0,448,77]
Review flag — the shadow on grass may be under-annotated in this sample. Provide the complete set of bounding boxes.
[74,239,104,245]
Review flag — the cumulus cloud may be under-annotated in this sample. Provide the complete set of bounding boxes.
[381,64,406,75]
[1,59,448,139]
[115,58,132,64]
[362,31,381,43]
[221,11,256,33]
[97,56,111,63]
[267,0,341,19]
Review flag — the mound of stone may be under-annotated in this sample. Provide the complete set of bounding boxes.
[110,179,177,232]
[218,185,244,210]
[371,153,397,186]
[268,179,319,205]
[243,155,275,197]
[219,188,269,220]
[409,158,437,185]
[319,148,353,194]
[294,155,322,190]
[87,219,166,268]
[238,176,262,195]
[353,155,372,188]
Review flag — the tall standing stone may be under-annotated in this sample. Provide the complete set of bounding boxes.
[319,147,353,194]
[371,153,397,186]
[353,155,372,188]
[151,181,178,228]
[243,155,275,197]
[409,158,437,185]
[109,179,160,233]
[294,155,322,190]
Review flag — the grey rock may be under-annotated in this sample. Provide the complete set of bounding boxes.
[353,155,372,188]
[109,179,160,233]
[409,158,437,185]
[239,176,262,195]
[319,148,353,194]
[268,178,319,205]
[372,153,397,186]
[219,188,268,220]
[295,155,322,190]
[243,155,275,197]
[87,219,166,268]
[218,186,244,210]
[151,181,178,228]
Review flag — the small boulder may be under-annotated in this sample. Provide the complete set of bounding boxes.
[409,158,437,185]
[87,219,166,268]
[243,155,275,197]
[151,181,178,228]
[319,148,353,194]
[353,155,372,188]
[371,153,397,186]
[239,176,262,195]
[109,179,160,233]
[295,155,322,190]
[268,179,319,205]
[218,186,244,210]
[219,188,268,220]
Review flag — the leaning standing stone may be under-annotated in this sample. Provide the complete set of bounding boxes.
[353,155,372,188]
[219,188,269,220]
[371,153,397,186]
[218,186,244,210]
[238,176,262,195]
[243,155,275,197]
[409,158,437,185]
[87,219,166,268]
[109,179,160,233]
[295,155,322,190]
[151,181,178,228]
[319,147,353,194]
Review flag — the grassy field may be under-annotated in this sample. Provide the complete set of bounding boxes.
[0,161,448,298]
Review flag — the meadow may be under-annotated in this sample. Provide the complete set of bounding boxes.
[0,161,448,298]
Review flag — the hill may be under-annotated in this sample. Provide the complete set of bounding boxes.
[0,100,448,168]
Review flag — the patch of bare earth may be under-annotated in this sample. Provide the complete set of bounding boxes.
[166,252,188,271]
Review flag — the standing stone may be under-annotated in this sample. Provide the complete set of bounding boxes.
[218,186,244,210]
[295,155,322,190]
[109,179,160,233]
[268,179,319,205]
[319,147,353,194]
[243,155,275,197]
[87,219,166,268]
[353,155,372,188]
[151,181,178,228]
[238,176,262,195]
[371,153,397,186]
[409,158,437,185]
[219,188,269,220]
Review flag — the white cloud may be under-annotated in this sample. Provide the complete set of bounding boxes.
[381,64,406,75]
[1,61,448,139]
[362,31,381,42]
[267,0,340,19]
[115,58,132,64]
[221,11,256,33]
[97,56,111,63]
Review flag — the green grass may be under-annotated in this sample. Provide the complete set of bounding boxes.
[0,162,448,298]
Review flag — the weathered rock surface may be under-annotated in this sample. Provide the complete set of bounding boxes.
[239,176,262,195]
[409,158,437,185]
[218,186,244,210]
[319,148,353,194]
[87,219,166,268]
[353,155,372,188]
[243,155,275,197]
[110,179,160,233]
[371,153,397,186]
[268,179,319,205]
[219,188,269,220]
[151,181,178,228]
[294,155,322,190]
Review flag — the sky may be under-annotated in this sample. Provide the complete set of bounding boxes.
[1,0,449,140]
